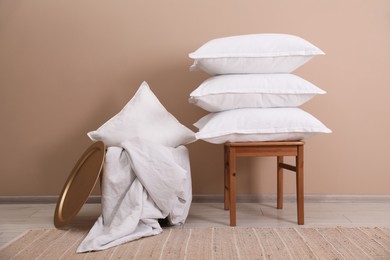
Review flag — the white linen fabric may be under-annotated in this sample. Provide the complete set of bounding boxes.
[194,108,332,144]
[87,81,195,148]
[77,138,192,253]
[189,74,325,112]
[189,34,324,75]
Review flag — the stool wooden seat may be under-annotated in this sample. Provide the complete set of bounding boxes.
[224,141,304,226]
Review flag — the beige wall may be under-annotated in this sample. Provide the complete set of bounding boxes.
[1,0,389,196]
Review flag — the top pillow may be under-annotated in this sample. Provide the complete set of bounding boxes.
[87,81,196,148]
[189,34,324,75]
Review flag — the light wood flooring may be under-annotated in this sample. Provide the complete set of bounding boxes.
[1,201,390,248]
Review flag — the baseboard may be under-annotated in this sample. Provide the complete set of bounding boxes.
[0,195,101,204]
[192,194,390,203]
[0,194,389,204]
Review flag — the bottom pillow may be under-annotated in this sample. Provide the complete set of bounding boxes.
[194,108,331,144]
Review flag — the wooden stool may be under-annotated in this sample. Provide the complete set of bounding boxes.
[224,141,304,226]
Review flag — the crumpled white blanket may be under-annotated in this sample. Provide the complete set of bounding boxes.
[77,138,192,253]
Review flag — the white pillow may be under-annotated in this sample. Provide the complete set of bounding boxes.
[189,34,325,75]
[194,108,331,144]
[88,81,196,147]
[189,74,326,112]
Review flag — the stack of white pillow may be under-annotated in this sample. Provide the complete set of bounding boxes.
[188,34,331,144]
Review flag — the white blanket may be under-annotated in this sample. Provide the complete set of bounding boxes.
[77,138,192,253]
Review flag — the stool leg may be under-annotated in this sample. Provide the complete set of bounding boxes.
[224,145,230,210]
[296,145,304,225]
[277,156,284,209]
[229,147,236,226]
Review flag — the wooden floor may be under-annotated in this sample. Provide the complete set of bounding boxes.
[1,201,390,248]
